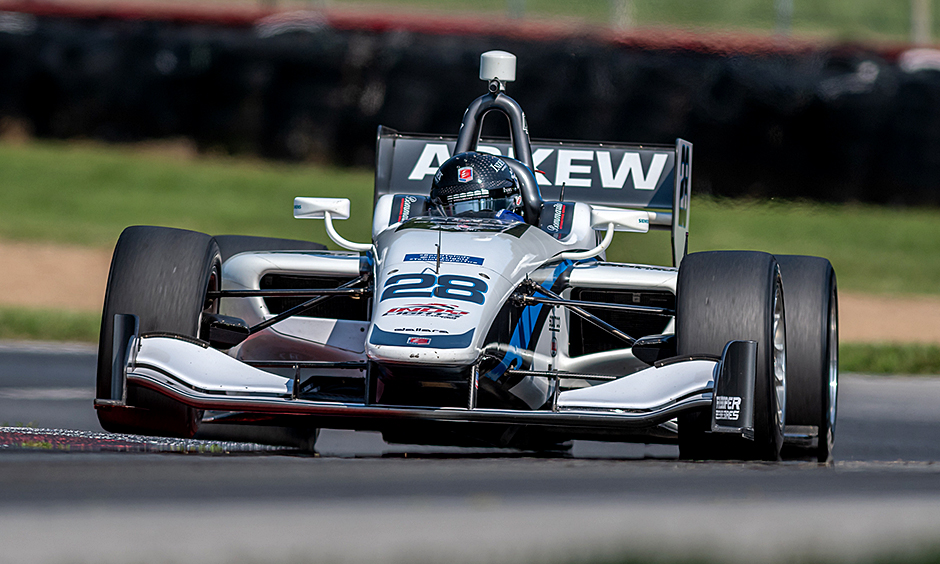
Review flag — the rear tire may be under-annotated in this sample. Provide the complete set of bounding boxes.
[96,226,221,438]
[776,255,838,463]
[676,251,787,461]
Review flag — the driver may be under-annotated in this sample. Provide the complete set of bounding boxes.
[430,152,524,222]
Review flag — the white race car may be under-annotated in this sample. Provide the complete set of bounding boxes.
[94,51,838,461]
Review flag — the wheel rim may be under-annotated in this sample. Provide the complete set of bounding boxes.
[198,261,221,340]
[773,276,787,431]
[825,284,839,441]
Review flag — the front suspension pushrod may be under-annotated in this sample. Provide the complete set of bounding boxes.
[514,283,636,346]
[248,273,371,335]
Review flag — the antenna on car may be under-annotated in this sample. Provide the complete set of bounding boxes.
[480,50,516,93]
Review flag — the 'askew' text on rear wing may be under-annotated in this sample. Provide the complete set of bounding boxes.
[373,126,693,266]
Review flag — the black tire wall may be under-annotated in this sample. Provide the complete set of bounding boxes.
[1,11,938,204]
[676,251,785,461]
[775,254,838,461]
[96,226,221,437]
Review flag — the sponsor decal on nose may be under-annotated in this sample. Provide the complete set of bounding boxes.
[407,337,432,345]
[383,302,469,320]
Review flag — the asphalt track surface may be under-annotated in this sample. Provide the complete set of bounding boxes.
[1,342,939,564]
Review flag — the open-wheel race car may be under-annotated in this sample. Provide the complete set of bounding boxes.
[95,51,838,461]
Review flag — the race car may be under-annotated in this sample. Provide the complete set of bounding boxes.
[94,51,838,461]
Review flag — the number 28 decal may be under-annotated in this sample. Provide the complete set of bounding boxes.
[381,274,488,305]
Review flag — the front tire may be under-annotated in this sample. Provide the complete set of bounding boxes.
[776,255,838,462]
[96,226,221,438]
[676,251,787,461]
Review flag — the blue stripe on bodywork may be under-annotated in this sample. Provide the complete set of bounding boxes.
[483,260,574,381]
[370,328,474,349]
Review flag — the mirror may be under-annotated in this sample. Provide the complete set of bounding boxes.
[293,197,351,220]
[590,207,650,233]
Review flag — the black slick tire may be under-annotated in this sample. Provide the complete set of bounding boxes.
[776,255,839,463]
[676,251,787,461]
[95,226,221,438]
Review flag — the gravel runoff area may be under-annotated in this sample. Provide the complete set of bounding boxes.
[2,239,939,343]
[0,426,289,454]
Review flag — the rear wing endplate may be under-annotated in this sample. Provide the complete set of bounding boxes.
[374,127,692,266]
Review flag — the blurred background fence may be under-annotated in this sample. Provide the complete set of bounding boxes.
[1,0,939,204]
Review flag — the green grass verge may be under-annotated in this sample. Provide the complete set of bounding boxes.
[841,343,940,376]
[332,0,933,43]
[0,307,100,343]
[0,140,374,249]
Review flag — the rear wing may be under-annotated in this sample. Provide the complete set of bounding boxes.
[374,126,692,266]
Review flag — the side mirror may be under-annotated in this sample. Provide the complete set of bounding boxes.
[293,197,371,252]
[559,206,650,261]
[590,207,650,233]
[294,197,351,220]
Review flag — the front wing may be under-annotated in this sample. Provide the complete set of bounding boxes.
[96,315,758,442]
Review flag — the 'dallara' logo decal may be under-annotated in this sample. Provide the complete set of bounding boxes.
[382,303,469,320]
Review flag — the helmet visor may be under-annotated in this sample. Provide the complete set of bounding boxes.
[440,197,517,216]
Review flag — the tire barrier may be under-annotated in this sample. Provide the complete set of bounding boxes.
[0,5,937,204]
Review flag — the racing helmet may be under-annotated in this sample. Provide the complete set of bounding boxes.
[430,152,522,217]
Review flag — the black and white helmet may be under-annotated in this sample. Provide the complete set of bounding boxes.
[430,152,522,216]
